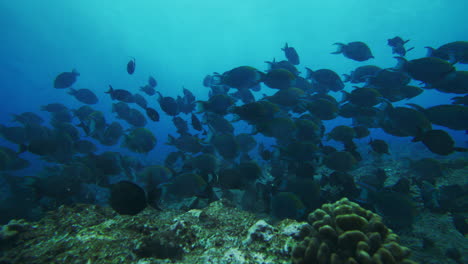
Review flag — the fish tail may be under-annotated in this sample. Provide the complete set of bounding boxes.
[166,134,175,145]
[342,74,351,82]
[340,90,351,104]
[17,144,28,154]
[454,147,468,153]
[195,101,206,113]
[105,85,114,94]
[331,43,345,54]
[68,88,76,95]
[393,56,408,71]
[425,46,435,57]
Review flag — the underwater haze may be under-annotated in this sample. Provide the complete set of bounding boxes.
[0,1,468,262]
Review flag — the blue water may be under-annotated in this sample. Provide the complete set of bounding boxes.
[0,2,466,182]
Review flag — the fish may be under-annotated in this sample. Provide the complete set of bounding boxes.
[282,43,300,65]
[127,57,136,75]
[148,76,157,87]
[68,88,99,105]
[343,65,382,83]
[145,107,160,122]
[106,85,135,103]
[306,68,344,93]
[54,69,80,88]
[331,41,374,61]
[191,113,203,131]
[387,36,414,56]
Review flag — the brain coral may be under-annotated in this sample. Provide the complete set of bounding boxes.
[291,198,418,264]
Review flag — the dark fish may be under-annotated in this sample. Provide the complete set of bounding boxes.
[282,43,300,65]
[265,87,305,107]
[407,103,468,131]
[127,57,136,75]
[112,102,131,119]
[230,88,255,104]
[122,127,157,153]
[369,139,389,154]
[341,87,382,107]
[353,126,370,138]
[220,66,264,90]
[110,181,146,215]
[191,113,203,131]
[148,76,157,87]
[133,93,148,109]
[145,107,160,122]
[306,68,344,93]
[0,125,27,145]
[41,103,68,113]
[140,84,156,96]
[380,103,432,137]
[366,68,411,89]
[54,69,80,88]
[258,142,272,161]
[378,85,423,102]
[203,112,234,134]
[431,71,468,94]
[72,105,95,120]
[177,87,196,114]
[326,125,355,143]
[172,116,189,135]
[167,134,203,154]
[263,69,296,89]
[68,88,99,104]
[413,129,467,156]
[343,65,382,83]
[196,94,235,115]
[124,108,147,127]
[106,85,135,103]
[426,41,468,64]
[324,151,357,171]
[265,59,300,76]
[451,95,468,105]
[203,75,214,87]
[100,122,124,146]
[332,41,374,61]
[12,112,44,125]
[387,36,414,56]
[394,56,455,85]
[157,92,179,116]
[74,140,97,154]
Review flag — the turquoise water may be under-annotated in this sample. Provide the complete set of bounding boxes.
[0,1,466,217]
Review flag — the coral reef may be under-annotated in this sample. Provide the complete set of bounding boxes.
[292,198,417,264]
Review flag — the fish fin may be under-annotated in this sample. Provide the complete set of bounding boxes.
[448,53,459,64]
[304,67,314,79]
[342,74,351,82]
[105,85,113,94]
[166,134,176,146]
[68,88,76,95]
[406,47,415,53]
[331,43,345,54]
[453,147,468,152]
[339,90,351,104]
[406,103,425,112]
[195,101,206,113]
[17,144,28,154]
[411,127,424,142]
[425,46,435,57]
[393,56,408,71]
